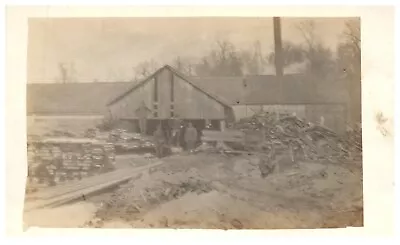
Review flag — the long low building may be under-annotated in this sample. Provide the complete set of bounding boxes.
[27,64,349,135]
[27,82,132,135]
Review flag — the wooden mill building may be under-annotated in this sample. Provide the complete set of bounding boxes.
[27,64,349,136]
[106,65,348,134]
[106,65,235,133]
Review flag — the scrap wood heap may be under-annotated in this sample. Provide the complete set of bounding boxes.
[231,112,362,162]
[94,168,214,221]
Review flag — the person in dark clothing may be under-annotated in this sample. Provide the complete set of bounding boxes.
[153,124,166,158]
[184,122,198,152]
[169,116,182,147]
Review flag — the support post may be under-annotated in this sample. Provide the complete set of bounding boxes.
[220,120,226,132]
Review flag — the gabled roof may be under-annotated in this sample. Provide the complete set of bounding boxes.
[107,65,232,107]
[27,82,133,115]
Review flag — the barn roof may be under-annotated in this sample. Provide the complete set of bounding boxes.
[190,74,346,105]
[27,82,133,115]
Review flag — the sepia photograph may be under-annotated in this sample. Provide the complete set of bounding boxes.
[23,16,363,229]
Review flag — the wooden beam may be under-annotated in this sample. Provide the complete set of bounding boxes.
[220,120,226,131]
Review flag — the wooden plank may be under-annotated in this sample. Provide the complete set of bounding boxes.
[201,129,247,143]
[29,170,131,200]
[27,161,163,201]
[202,130,244,141]
[203,129,245,137]
[28,169,125,198]
[40,162,161,200]
[24,161,163,211]
[40,137,104,144]
[24,176,135,211]
[202,136,244,143]
[47,177,134,208]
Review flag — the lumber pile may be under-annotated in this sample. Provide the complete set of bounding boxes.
[27,138,118,188]
[198,111,362,163]
[233,112,362,162]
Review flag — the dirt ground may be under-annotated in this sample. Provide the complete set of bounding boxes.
[24,202,98,228]
[24,152,363,229]
[83,153,362,229]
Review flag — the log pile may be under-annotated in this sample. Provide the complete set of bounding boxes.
[232,112,362,162]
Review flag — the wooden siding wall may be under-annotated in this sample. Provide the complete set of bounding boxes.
[157,68,172,119]
[174,75,225,119]
[232,105,307,120]
[109,79,154,119]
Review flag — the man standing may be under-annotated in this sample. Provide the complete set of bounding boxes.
[135,101,151,135]
[184,122,198,152]
[170,115,182,147]
[153,124,166,158]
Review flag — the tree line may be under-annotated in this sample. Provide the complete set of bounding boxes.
[132,20,360,81]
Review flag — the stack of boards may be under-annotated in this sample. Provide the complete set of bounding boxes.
[24,161,164,211]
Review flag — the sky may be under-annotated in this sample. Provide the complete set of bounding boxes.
[27,17,356,83]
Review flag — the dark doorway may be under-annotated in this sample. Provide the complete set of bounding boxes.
[177,119,221,149]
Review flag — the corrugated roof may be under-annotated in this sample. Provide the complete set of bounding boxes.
[27,82,133,115]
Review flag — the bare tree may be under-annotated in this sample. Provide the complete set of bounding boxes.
[337,19,361,123]
[58,63,68,84]
[295,20,318,49]
[267,41,305,68]
[171,56,194,76]
[133,59,159,81]
[294,20,336,77]
[338,19,361,78]
[194,40,244,76]
[195,57,212,76]
[173,56,184,72]
[58,62,77,83]
[241,40,268,75]
[342,20,361,55]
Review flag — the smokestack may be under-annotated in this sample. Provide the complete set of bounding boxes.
[273,17,284,77]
